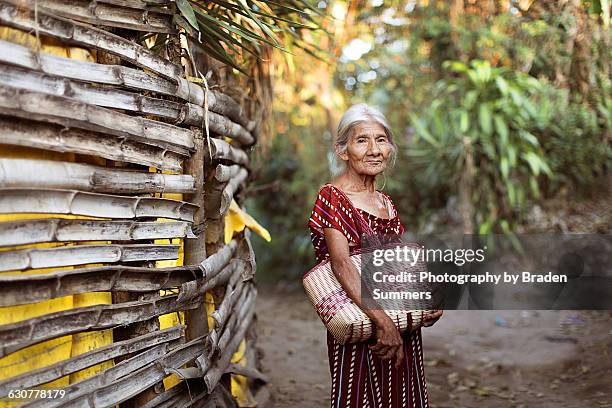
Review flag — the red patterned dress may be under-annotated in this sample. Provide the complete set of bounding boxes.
[308,183,429,408]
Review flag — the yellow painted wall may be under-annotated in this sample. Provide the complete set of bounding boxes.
[0,27,112,408]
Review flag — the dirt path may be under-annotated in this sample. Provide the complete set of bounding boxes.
[255,284,611,408]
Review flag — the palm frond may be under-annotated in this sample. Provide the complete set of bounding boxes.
[170,0,326,74]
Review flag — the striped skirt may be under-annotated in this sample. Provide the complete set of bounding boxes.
[326,328,429,408]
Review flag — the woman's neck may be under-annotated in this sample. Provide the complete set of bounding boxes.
[334,169,377,193]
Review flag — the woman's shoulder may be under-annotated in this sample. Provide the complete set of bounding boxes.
[378,190,400,218]
[309,183,360,240]
[317,182,339,193]
[315,183,349,204]
[312,183,356,221]
[378,190,395,203]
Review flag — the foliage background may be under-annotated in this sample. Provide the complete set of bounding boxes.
[235,0,611,283]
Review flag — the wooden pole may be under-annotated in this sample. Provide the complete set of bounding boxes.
[185,130,210,341]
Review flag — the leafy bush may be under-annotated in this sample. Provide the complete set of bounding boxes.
[542,88,611,191]
[408,60,556,233]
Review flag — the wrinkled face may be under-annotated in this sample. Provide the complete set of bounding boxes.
[339,122,392,176]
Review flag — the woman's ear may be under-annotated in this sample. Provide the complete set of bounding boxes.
[335,145,349,162]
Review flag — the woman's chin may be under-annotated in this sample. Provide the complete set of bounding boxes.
[375,163,388,171]
[356,168,385,176]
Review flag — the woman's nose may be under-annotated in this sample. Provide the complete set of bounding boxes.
[368,139,381,155]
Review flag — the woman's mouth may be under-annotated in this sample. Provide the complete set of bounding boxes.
[366,160,382,165]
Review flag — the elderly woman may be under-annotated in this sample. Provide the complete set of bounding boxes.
[308,103,443,408]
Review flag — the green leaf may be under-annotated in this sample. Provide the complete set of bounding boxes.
[479,221,491,235]
[196,6,289,52]
[267,0,323,15]
[196,9,264,43]
[194,12,261,55]
[493,114,509,146]
[176,0,199,31]
[522,151,547,176]
[479,104,492,135]
[519,130,539,146]
[410,113,441,148]
[237,0,281,46]
[445,60,469,73]
[209,0,318,28]
[507,144,517,166]
[483,142,496,159]
[477,60,492,83]
[509,88,523,106]
[464,90,479,109]
[500,219,510,234]
[173,14,197,36]
[467,69,479,86]
[500,156,509,180]
[539,158,553,177]
[506,181,516,206]
[495,76,509,95]
[522,99,537,118]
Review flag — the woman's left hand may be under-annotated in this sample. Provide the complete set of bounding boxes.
[422,310,443,327]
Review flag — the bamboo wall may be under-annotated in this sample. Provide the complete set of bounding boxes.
[0,1,268,407]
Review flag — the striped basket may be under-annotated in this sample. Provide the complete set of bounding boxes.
[303,243,432,345]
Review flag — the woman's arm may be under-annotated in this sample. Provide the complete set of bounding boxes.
[323,227,405,368]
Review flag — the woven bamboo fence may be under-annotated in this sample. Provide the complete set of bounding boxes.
[0,1,269,406]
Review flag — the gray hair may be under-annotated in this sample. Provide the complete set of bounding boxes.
[330,103,397,177]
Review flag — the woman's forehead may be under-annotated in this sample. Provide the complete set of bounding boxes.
[351,122,386,136]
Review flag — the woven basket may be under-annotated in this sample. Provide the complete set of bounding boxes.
[303,242,433,344]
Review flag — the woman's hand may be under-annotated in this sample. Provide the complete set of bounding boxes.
[368,317,404,369]
[422,310,443,327]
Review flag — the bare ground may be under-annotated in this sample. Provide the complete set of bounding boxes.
[254,284,612,408]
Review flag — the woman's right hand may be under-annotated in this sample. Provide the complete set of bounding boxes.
[368,317,404,369]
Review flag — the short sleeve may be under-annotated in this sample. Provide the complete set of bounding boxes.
[308,184,360,244]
